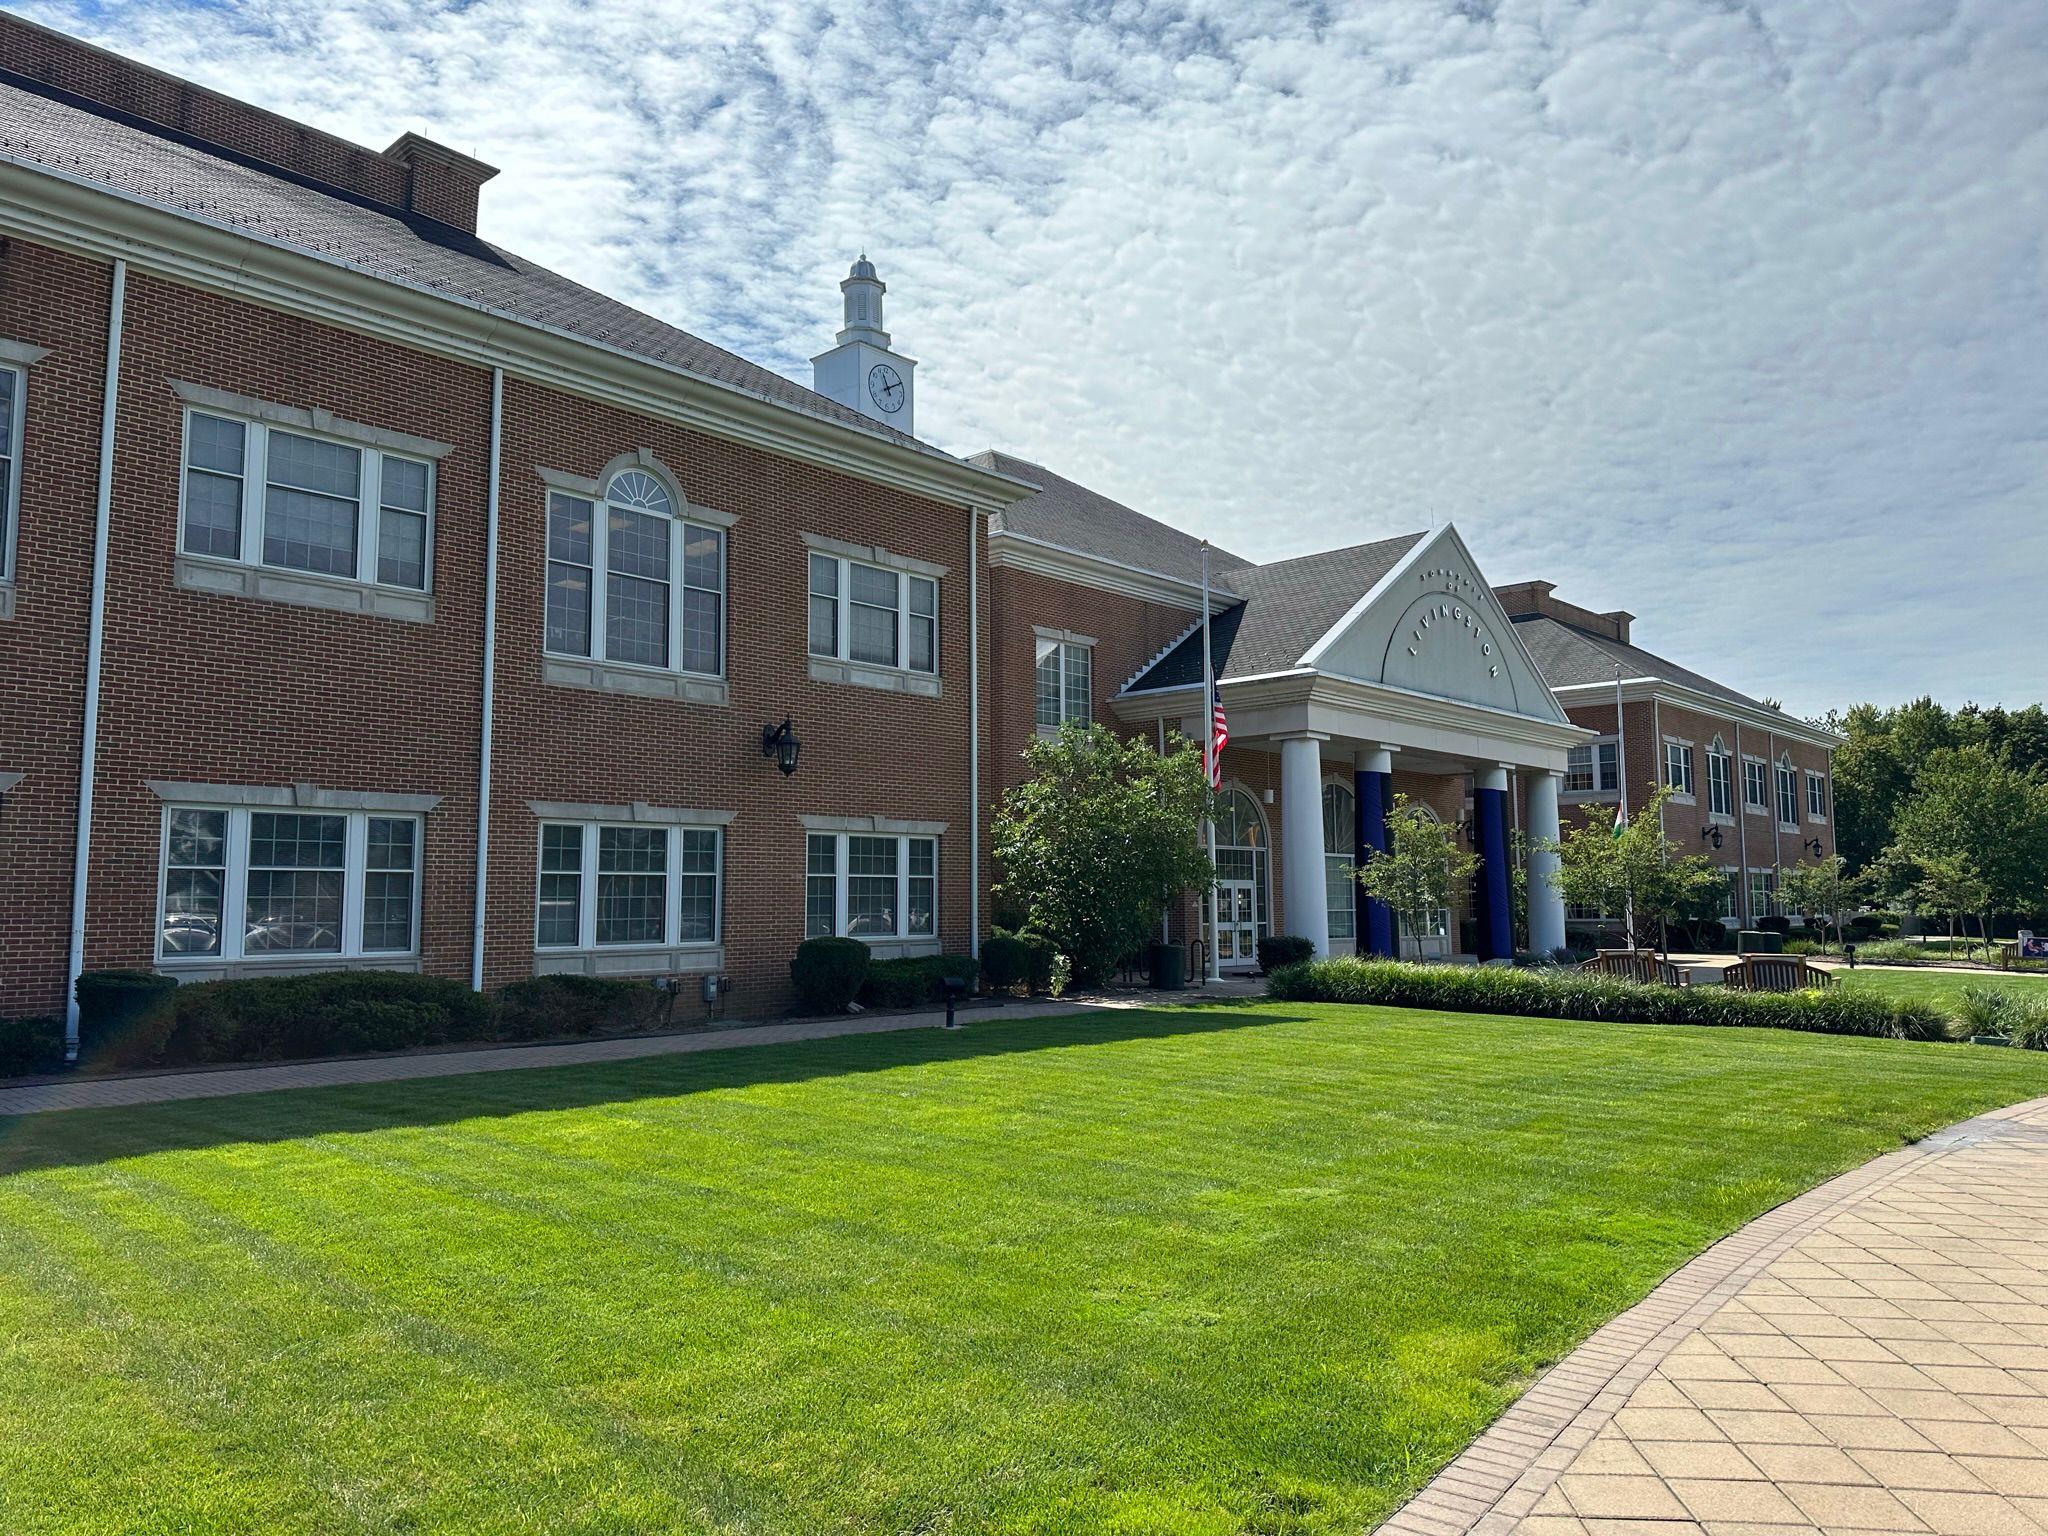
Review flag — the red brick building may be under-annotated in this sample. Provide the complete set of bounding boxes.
[0,19,1839,1038]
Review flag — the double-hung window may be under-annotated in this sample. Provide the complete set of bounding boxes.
[1748,868,1776,919]
[1775,758,1799,829]
[1564,738,1619,794]
[1322,782,1357,942]
[1034,638,1092,730]
[1743,758,1769,813]
[1663,740,1694,799]
[1706,740,1732,818]
[805,831,937,941]
[1721,869,1740,920]
[545,470,725,676]
[1807,772,1827,822]
[535,820,722,952]
[180,409,434,591]
[0,358,21,586]
[158,805,420,962]
[808,553,938,675]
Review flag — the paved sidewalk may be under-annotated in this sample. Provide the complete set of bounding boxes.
[0,999,1108,1118]
[1384,1094,2048,1535]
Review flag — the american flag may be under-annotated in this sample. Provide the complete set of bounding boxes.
[1208,685,1229,789]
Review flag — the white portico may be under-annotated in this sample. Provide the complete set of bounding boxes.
[1115,525,1585,966]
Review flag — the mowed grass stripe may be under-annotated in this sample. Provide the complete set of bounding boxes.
[3,1005,2046,1534]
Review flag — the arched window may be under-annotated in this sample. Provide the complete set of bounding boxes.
[1322,781,1356,942]
[1775,754,1799,828]
[545,465,725,676]
[1706,736,1732,817]
[1204,786,1271,968]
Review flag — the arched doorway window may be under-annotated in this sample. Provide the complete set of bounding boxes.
[1204,786,1270,968]
[1322,781,1357,943]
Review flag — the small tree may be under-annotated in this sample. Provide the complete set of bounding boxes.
[990,723,1216,986]
[1777,855,1862,952]
[1892,746,2048,950]
[1909,851,1992,957]
[1542,786,1721,954]
[1353,795,1479,960]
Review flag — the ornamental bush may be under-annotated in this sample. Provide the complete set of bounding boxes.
[75,970,180,1068]
[1256,935,1316,973]
[860,954,978,1009]
[980,933,1030,994]
[790,937,870,1015]
[0,1015,65,1077]
[166,971,498,1064]
[496,974,658,1040]
[1265,957,1950,1041]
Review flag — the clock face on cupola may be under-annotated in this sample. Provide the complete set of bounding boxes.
[810,254,917,435]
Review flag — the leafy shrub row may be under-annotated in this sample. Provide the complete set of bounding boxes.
[860,954,978,1009]
[982,929,1058,995]
[1255,935,1316,972]
[0,1015,65,1076]
[1266,957,1950,1041]
[789,939,983,1014]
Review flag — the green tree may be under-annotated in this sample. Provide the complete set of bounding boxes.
[1353,795,1479,961]
[1542,786,1724,954]
[1907,851,1991,955]
[1890,744,2048,946]
[990,723,1216,986]
[1777,855,1862,952]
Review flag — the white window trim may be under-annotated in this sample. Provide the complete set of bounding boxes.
[1747,866,1778,919]
[538,457,736,697]
[0,338,45,604]
[805,533,942,696]
[1806,771,1828,824]
[1661,735,1696,803]
[1322,775,1358,944]
[154,802,423,973]
[531,814,726,974]
[1720,865,1741,920]
[1742,755,1770,815]
[1034,629,1095,735]
[1775,757,1800,831]
[1705,740,1734,823]
[801,818,942,956]
[1562,735,1620,799]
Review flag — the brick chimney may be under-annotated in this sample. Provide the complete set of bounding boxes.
[1493,580,1633,644]
[1,13,498,235]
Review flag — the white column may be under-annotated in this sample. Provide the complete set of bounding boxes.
[1279,733,1332,958]
[1526,768,1566,957]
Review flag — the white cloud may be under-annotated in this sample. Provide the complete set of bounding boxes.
[25,0,2048,714]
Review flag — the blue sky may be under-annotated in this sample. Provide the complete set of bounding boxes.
[26,0,2048,718]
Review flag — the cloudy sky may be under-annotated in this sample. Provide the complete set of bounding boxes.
[25,0,2047,717]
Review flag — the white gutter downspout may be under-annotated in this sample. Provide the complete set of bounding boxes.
[63,257,126,1059]
[470,367,503,991]
[968,502,981,962]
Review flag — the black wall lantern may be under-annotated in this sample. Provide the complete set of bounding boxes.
[1804,837,1825,858]
[1700,824,1724,850]
[761,718,801,777]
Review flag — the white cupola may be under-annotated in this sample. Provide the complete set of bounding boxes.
[811,254,917,435]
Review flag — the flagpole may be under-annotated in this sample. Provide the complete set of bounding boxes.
[1202,542,1222,983]
[1615,662,1635,947]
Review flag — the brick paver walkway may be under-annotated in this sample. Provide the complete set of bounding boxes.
[1384,1094,2048,1535]
[0,1000,1106,1118]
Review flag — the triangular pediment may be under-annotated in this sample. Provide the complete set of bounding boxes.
[1299,525,1569,724]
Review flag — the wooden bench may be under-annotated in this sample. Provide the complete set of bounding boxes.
[1723,955,1836,992]
[1581,950,1687,986]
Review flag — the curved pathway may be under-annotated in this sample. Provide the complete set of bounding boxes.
[1385,1094,2048,1536]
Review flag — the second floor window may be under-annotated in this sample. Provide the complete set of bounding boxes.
[546,470,724,676]
[1035,639,1092,729]
[1663,741,1694,798]
[182,411,433,591]
[1565,739,1618,794]
[1707,742,1732,817]
[1776,759,1799,828]
[808,555,937,674]
[1807,772,1828,821]
[0,362,20,583]
[1744,758,1769,811]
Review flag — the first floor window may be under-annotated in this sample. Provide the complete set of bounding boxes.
[1721,869,1740,920]
[1566,901,1606,920]
[1034,639,1093,729]
[1776,760,1799,829]
[1744,758,1769,811]
[534,821,722,950]
[1663,740,1694,798]
[1749,869,1776,919]
[181,409,433,591]
[1807,772,1828,821]
[1707,745,1732,818]
[545,469,724,676]
[158,805,419,961]
[805,831,937,940]
[0,361,21,582]
[1565,739,1618,793]
[1322,781,1356,941]
[808,551,938,676]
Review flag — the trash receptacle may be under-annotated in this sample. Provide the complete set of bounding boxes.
[1149,941,1187,990]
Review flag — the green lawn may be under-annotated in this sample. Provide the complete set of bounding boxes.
[1832,964,2048,1008]
[4,1004,2046,1535]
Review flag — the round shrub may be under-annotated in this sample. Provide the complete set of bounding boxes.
[791,937,870,1014]
[0,1016,65,1077]
[1256,935,1316,972]
[75,970,179,1069]
[1017,932,1057,994]
[981,933,1029,994]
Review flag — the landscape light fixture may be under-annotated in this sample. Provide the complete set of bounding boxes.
[1700,825,1724,850]
[1804,837,1824,858]
[761,718,801,777]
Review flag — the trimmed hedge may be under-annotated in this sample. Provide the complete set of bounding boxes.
[980,933,1030,993]
[0,1015,65,1077]
[497,974,658,1040]
[1256,935,1315,972]
[1266,957,1950,1041]
[859,954,979,1009]
[167,971,499,1065]
[791,937,870,1015]
[76,970,180,1068]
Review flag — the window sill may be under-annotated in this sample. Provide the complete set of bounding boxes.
[0,581,13,621]
[543,656,730,707]
[534,944,724,978]
[1560,790,1619,803]
[176,554,433,624]
[1708,812,1735,826]
[1665,793,1697,806]
[850,936,942,960]
[157,954,421,984]
[807,656,942,698]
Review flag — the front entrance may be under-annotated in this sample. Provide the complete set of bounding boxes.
[1204,788,1271,971]
[1210,879,1261,968]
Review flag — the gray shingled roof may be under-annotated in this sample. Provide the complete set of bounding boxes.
[1126,532,1425,690]
[1511,614,1784,715]
[0,75,934,450]
[972,450,1253,592]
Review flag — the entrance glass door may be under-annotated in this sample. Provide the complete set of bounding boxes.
[1207,879,1263,968]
